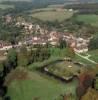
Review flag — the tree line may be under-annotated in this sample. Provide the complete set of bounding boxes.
[65,3,98,14]
[0,16,23,44]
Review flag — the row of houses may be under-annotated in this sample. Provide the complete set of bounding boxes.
[20,31,90,53]
[0,30,90,53]
[0,31,90,53]
[72,38,89,53]
[16,21,48,35]
[0,41,12,51]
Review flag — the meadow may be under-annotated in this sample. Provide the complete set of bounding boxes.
[5,48,96,100]
[88,49,98,63]
[6,67,78,100]
[76,14,98,27]
[30,8,73,22]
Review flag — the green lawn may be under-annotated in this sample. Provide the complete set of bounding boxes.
[30,8,73,22]
[75,54,94,66]
[88,49,98,63]
[49,48,68,58]
[76,14,98,27]
[6,67,78,100]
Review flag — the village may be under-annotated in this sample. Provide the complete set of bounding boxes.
[0,15,90,54]
[1,1,98,100]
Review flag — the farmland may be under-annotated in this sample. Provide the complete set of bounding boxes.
[3,48,97,100]
[6,53,93,100]
[30,8,74,22]
[4,50,98,100]
[6,67,78,100]
[76,14,98,27]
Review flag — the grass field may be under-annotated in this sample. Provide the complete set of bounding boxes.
[5,47,96,100]
[76,14,98,27]
[30,8,73,22]
[75,54,96,67]
[6,67,78,100]
[88,49,98,63]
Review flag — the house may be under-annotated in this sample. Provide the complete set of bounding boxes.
[69,9,73,12]
[74,46,88,53]
[32,35,48,45]
[4,15,12,23]
[48,31,62,46]
[64,35,89,53]
[0,41,12,51]
[73,37,89,53]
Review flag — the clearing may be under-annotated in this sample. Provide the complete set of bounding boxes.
[76,14,98,27]
[30,8,74,22]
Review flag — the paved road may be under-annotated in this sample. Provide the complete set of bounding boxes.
[75,52,98,64]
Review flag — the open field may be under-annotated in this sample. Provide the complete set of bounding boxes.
[88,49,98,63]
[75,54,96,67]
[30,8,74,22]
[76,14,98,27]
[6,67,78,100]
[5,47,97,100]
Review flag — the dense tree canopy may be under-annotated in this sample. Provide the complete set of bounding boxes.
[0,17,22,43]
